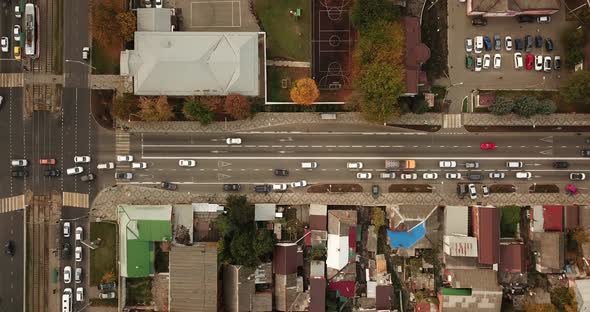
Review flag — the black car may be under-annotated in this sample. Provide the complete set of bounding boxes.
[517,15,535,23]
[582,149,590,157]
[586,137,590,144]
[471,17,487,26]
[63,242,72,258]
[468,173,483,181]
[98,282,117,291]
[223,184,241,192]
[160,181,177,190]
[514,38,524,51]
[545,38,553,51]
[4,240,14,256]
[254,184,272,193]
[552,161,569,169]
[371,185,380,199]
[534,35,543,48]
[274,169,289,176]
[525,35,533,52]
[554,57,561,70]
[80,173,95,182]
[11,170,28,178]
[493,34,501,51]
[44,169,61,177]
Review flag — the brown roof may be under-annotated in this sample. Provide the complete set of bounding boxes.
[252,292,272,312]
[499,243,525,273]
[328,210,358,235]
[534,231,564,273]
[474,207,500,264]
[274,243,298,275]
[310,215,327,231]
[376,285,393,310]
[275,273,298,311]
[403,17,430,94]
[565,205,580,229]
[309,278,326,312]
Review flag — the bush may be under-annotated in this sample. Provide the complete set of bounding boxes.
[513,96,539,118]
[411,98,428,114]
[490,96,514,115]
[224,94,251,120]
[112,94,139,121]
[561,26,584,68]
[561,71,590,107]
[536,99,556,115]
[137,96,174,121]
[351,0,400,32]
[182,99,214,125]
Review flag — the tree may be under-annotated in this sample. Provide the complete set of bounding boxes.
[252,230,274,262]
[550,287,576,312]
[571,227,590,245]
[490,96,515,115]
[290,78,320,105]
[310,245,327,260]
[200,96,225,114]
[513,96,539,118]
[536,99,556,115]
[230,230,258,267]
[561,26,584,68]
[90,0,124,46]
[226,195,254,225]
[138,96,174,121]
[561,70,590,106]
[351,0,400,33]
[182,99,214,125]
[411,97,429,114]
[116,11,137,42]
[357,62,404,122]
[112,94,139,120]
[224,94,251,120]
[372,208,385,234]
[174,225,191,245]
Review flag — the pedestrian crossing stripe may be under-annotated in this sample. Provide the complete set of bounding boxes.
[0,195,25,213]
[62,192,89,209]
[443,114,463,129]
[0,73,24,87]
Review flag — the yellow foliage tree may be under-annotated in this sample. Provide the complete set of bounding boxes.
[138,95,174,121]
[290,78,320,105]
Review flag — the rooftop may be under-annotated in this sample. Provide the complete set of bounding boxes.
[274,243,298,275]
[474,206,500,265]
[499,243,525,273]
[534,231,564,273]
[402,17,430,95]
[255,203,276,221]
[443,269,502,311]
[387,221,427,249]
[137,8,171,32]
[444,206,469,236]
[543,205,564,231]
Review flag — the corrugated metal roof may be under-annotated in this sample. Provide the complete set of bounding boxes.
[499,243,525,273]
[444,235,478,257]
[475,207,500,265]
[543,205,564,231]
[327,234,349,270]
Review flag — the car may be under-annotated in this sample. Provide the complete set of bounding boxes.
[554,56,561,70]
[445,172,462,179]
[178,159,196,167]
[372,185,380,198]
[586,137,590,144]
[14,6,21,18]
[42,165,59,178]
[98,282,117,291]
[144,0,152,7]
[82,47,89,60]
[582,149,590,157]
[291,180,308,188]
[272,184,288,191]
[493,54,501,69]
[74,156,91,163]
[525,35,533,52]
[76,287,84,302]
[483,36,492,51]
[466,55,474,70]
[160,181,177,190]
[13,25,20,41]
[517,15,535,23]
[97,162,115,170]
[75,247,82,262]
[535,55,543,71]
[482,54,491,69]
[506,161,523,168]
[63,242,71,258]
[570,173,586,181]
[422,172,438,180]
[4,240,14,256]
[75,227,83,241]
[480,142,496,150]
[155,0,163,7]
[223,184,241,191]
[115,172,133,180]
[347,162,363,169]
[505,36,512,51]
[472,17,487,26]
[274,169,289,176]
[474,36,483,54]
[64,266,72,284]
[11,170,28,178]
[380,172,396,179]
[545,38,553,52]
[131,162,147,169]
[534,35,543,49]
[516,172,532,179]
[400,173,418,180]
[475,56,482,72]
[66,166,83,175]
[63,222,71,237]
[514,38,523,51]
[538,15,551,23]
[1,37,8,53]
[514,52,523,69]
[543,56,552,72]
[439,161,457,168]
[75,268,82,283]
[301,162,318,169]
[465,38,473,52]
[482,185,490,197]
[494,34,501,51]
[489,172,505,179]
[11,159,28,167]
[116,155,133,162]
[13,46,20,60]
[39,158,56,165]
[80,173,95,182]
[525,53,534,70]
[225,138,242,145]
[356,172,372,180]
[552,161,569,169]
[99,292,117,299]
[468,184,477,199]
[465,162,480,169]
[254,184,272,193]
[467,173,483,181]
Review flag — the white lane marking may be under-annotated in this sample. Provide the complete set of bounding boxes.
[311,145,322,148]
[351,146,362,148]
[141,156,590,160]
[367,145,376,148]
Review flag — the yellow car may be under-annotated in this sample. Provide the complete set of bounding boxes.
[13,46,20,60]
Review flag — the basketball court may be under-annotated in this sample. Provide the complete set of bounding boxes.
[312,0,354,92]
[188,0,242,28]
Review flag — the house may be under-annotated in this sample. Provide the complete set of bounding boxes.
[255,203,276,222]
[466,0,560,17]
[472,206,500,265]
[441,269,502,311]
[223,264,273,312]
[444,206,469,236]
[499,243,525,273]
[402,17,430,96]
[565,205,580,230]
[387,221,427,249]
[274,243,303,311]
[544,205,564,231]
[309,204,328,231]
[533,231,565,273]
[443,235,478,258]
[118,204,172,277]
[376,285,393,311]
[574,279,590,311]
[326,210,357,278]
[309,261,326,312]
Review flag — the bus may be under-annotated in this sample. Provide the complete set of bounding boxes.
[24,3,39,58]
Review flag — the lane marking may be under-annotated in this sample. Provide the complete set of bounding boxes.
[139,156,590,160]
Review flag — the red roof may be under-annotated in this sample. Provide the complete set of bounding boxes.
[499,244,525,273]
[376,285,393,310]
[415,302,432,312]
[328,281,355,298]
[309,278,326,312]
[310,215,327,231]
[273,243,298,275]
[475,207,500,264]
[403,17,430,94]
[543,205,564,231]
[349,226,357,251]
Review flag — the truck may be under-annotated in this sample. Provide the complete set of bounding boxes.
[385,160,416,170]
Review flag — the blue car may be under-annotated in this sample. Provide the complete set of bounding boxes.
[483,36,492,51]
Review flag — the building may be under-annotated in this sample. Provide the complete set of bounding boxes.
[118,204,172,277]
[499,243,525,273]
[274,243,303,311]
[574,279,590,311]
[472,206,500,265]
[533,231,564,273]
[442,269,502,311]
[402,17,430,96]
[309,204,328,231]
[309,261,326,312]
[444,206,469,236]
[326,210,357,278]
[255,203,277,222]
[466,0,560,17]
[543,205,564,231]
[443,235,478,258]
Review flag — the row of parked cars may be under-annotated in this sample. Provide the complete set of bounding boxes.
[466,34,554,54]
[62,222,84,304]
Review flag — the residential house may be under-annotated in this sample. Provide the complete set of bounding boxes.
[533,231,565,273]
[472,206,500,265]
[543,205,564,231]
[274,243,303,311]
[402,17,430,96]
[441,269,502,311]
[327,210,357,279]
[565,205,580,230]
[466,0,560,17]
[499,243,525,273]
[310,204,328,231]
[309,261,326,312]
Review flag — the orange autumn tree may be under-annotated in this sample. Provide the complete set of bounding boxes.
[290,78,320,105]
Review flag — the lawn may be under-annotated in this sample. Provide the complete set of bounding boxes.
[493,90,590,113]
[90,222,117,286]
[254,0,311,61]
[126,277,153,305]
[267,66,310,102]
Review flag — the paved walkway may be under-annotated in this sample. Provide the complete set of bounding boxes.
[23,74,62,85]
[90,75,133,95]
[90,185,590,221]
[266,60,311,68]
[463,113,590,126]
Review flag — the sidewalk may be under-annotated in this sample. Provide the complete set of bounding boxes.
[464,113,590,126]
[90,185,590,222]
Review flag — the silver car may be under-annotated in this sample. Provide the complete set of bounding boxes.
[400,173,418,180]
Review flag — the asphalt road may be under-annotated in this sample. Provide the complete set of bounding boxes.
[0,87,24,198]
[0,210,24,312]
[0,1,22,73]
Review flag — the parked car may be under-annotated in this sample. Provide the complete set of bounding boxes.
[74,156,91,163]
[516,172,532,179]
[482,54,491,69]
[4,240,14,256]
[475,56,482,72]
[75,268,82,283]
[254,184,272,193]
[482,185,490,197]
[380,172,396,179]
[468,184,477,199]
[483,36,492,51]
[225,138,242,145]
[160,181,177,190]
[493,34,501,51]
[346,162,363,169]
[82,47,89,60]
[80,173,95,182]
[570,173,587,181]
[75,227,83,241]
[474,36,483,53]
[39,158,56,165]
[399,173,416,180]
[467,173,483,181]
[13,25,20,41]
[372,185,380,199]
[543,56,552,72]
[537,15,551,23]
[517,15,535,23]
[545,38,553,51]
[581,149,590,157]
[76,287,84,302]
[466,55,474,70]
[554,56,561,70]
[356,172,372,180]
[99,292,116,299]
[64,266,72,284]
[274,169,289,176]
[465,162,480,169]
[535,55,543,71]
[0,37,8,53]
[75,246,82,262]
[155,0,163,7]
[13,46,20,60]
[97,282,117,291]
[439,161,457,168]
[44,169,61,177]
[493,54,501,69]
[114,172,133,180]
[291,180,308,188]
[552,161,569,169]
[178,159,196,167]
[513,52,523,69]
[534,35,543,49]
[525,53,534,70]
[514,38,523,51]
[465,38,473,53]
[422,172,438,180]
[63,242,71,258]
[223,184,241,192]
[116,155,133,162]
[272,184,288,191]
[525,35,533,52]
[445,172,462,179]
[11,170,28,178]
[63,222,71,237]
[505,36,512,51]
[472,17,487,26]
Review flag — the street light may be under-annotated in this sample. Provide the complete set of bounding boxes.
[65,59,96,70]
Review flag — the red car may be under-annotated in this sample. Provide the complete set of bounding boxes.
[480,143,496,150]
[525,53,534,70]
[39,158,56,165]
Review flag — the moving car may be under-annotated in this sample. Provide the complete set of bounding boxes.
[513,52,523,69]
[400,173,417,180]
[11,159,28,167]
[64,222,71,237]
[131,162,148,169]
[482,54,491,69]
[472,17,487,26]
[468,184,477,199]
[543,56,552,72]
[160,181,177,190]
[475,56,482,72]
[97,162,115,170]
[274,169,289,176]
[545,38,553,51]
[44,168,61,176]
[346,162,363,169]
[422,172,438,180]
[445,172,462,179]
[115,172,133,180]
[480,142,496,150]
[525,53,534,70]
[64,266,72,284]
[356,172,372,180]
[272,184,288,191]
[506,161,523,168]
[75,247,82,262]
[554,56,561,70]
[482,185,490,197]
[74,156,91,163]
[570,173,587,181]
[1,37,8,53]
[465,162,480,169]
[439,161,457,168]
[80,173,95,182]
[178,159,196,167]
[534,35,543,49]
[225,138,242,145]
[13,46,20,60]
[493,54,501,69]
[301,162,318,169]
[223,184,241,192]
[517,15,535,23]
[582,149,590,157]
[13,25,20,41]
[505,36,512,51]
[552,161,569,169]
[291,180,308,188]
[380,172,396,179]
[467,173,483,181]
[494,34,501,51]
[116,155,133,162]
[465,38,473,53]
[535,55,543,71]
[516,172,532,179]
[39,158,56,165]
[75,227,83,241]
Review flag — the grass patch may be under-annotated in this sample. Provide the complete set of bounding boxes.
[267,66,310,102]
[92,42,120,75]
[90,222,117,286]
[126,277,153,305]
[254,0,311,61]
[500,206,521,238]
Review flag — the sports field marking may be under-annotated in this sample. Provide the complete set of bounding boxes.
[190,0,242,27]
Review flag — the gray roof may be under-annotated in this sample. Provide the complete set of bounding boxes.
[137,8,171,32]
[255,204,276,221]
[444,206,468,236]
[121,32,260,96]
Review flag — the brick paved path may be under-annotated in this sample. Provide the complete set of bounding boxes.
[463,113,590,126]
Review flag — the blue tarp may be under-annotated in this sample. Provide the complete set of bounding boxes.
[387,221,427,249]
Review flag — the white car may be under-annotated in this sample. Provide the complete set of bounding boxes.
[63,222,71,237]
[380,172,396,179]
[347,162,363,169]
[474,36,483,54]
[489,172,505,179]
[356,172,372,180]
[131,162,148,169]
[445,172,462,179]
[75,246,82,262]
[75,268,82,283]
[505,36,512,51]
[66,166,84,175]
[513,52,523,69]
[516,172,532,179]
[82,47,89,60]
[535,55,543,71]
[570,173,586,181]
[1,37,8,53]
[178,160,196,167]
[493,54,501,69]
[99,291,116,299]
[439,161,457,168]
[482,185,490,197]
[97,162,115,170]
[543,56,552,72]
[116,155,133,162]
[225,138,242,145]
[475,56,482,72]
[422,172,438,180]
[75,227,83,241]
[13,25,20,42]
[272,183,288,191]
[155,0,163,7]
[76,287,84,302]
[482,54,491,69]
[400,173,417,180]
[11,159,28,167]
[64,266,72,284]
[144,0,152,7]
[74,156,91,163]
[465,38,473,53]
[468,184,477,200]
[291,180,308,188]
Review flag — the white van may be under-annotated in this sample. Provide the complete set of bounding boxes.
[505,161,523,168]
[301,162,318,169]
[62,288,72,312]
[474,36,483,54]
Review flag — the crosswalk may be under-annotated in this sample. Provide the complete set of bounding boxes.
[62,192,89,208]
[443,114,463,128]
[0,195,25,213]
[0,73,24,87]
[116,131,131,168]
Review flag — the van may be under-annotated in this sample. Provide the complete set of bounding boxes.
[301,162,318,169]
[62,288,72,312]
[506,161,523,168]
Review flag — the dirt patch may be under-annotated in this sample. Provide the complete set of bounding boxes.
[307,184,363,193]
[490,184,516,193]
[529,184,560,193]
[388,184,433,193]
[387,124,441,132]
[91,90,115,130]
[465,125,590,132]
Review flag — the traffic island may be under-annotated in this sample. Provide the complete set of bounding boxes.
[529,184,560,193]
[307,184,363,193]
[388,184,433,193]
[490,184,516,193]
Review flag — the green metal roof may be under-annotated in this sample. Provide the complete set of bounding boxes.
[126,240,154,277]
[442,288,473,296]
[137,220,172,241]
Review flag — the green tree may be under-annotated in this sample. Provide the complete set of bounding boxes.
[253,230,275,262]
[112,94,139,120]
[351,0,400,33]
[230,231,258,267]
[490,96,515,115]
[536,99,556,115]
[514,96,539,118]
[372,208,385,234]
[411,98,428,114]
[226,195,254,225]
[357,62,404,122]
[561,26,584,68]
[182,99,214,125]
[561,70,590,106]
